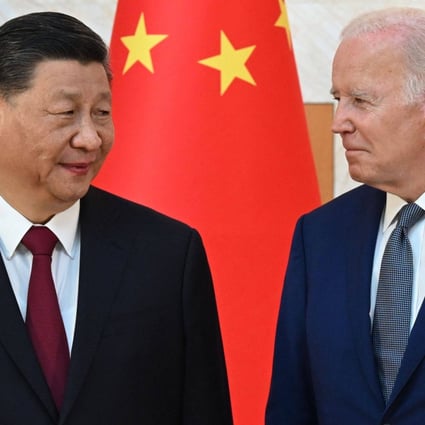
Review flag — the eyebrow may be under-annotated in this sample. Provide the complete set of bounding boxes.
[329,88,374,100]
[54,90,112,103]
[350,90,370,98]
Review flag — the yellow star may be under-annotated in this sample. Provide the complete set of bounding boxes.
[199,31,256,95]
[275,0,292,49]
[121,13,168,74]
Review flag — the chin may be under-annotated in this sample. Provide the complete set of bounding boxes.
[347,169,364,184]
[56,185,91,204]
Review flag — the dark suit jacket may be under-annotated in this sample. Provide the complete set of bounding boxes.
[0,186,233,425]
[266,184,425,425]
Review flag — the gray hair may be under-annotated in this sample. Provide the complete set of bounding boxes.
[341,7,425,104]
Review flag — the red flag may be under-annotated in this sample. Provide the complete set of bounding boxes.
[95,1,320,424]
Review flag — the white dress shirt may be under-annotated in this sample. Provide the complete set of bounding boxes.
[0,196,80,351]
[370,192,425,330]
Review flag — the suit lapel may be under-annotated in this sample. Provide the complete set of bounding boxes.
[0,256,58,420]
[59,188,133,424]
[387,285,425,406]
[345,187,386,405]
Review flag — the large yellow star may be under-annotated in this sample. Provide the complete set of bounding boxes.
[275,0,292,49]
[199,31,256,95]
[121,13,168,74]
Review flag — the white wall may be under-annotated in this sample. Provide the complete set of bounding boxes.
[1,0,423,197]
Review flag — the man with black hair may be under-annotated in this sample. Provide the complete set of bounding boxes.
[0,11,232,425]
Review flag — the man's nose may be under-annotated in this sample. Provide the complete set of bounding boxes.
[71,118,102,150]
[331,102,355,135]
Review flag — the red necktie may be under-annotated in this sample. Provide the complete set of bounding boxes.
[22,226,70,409]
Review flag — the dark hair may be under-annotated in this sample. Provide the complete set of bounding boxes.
[0,11,112,98]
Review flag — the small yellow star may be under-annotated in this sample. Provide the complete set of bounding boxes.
[199,31,256,95]
[275,0,292,49]
[121,13,168,74]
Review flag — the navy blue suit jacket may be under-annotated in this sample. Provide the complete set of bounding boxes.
[0,186,233,425]
[266,184,425,424]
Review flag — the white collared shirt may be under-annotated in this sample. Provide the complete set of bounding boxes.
[0,196,80,351]
[370,192,425,330]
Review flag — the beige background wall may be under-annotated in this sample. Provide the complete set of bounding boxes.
[1,0,423,198]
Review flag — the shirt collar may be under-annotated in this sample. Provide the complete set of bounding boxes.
[0,196,80,259]
[383,192,425,232]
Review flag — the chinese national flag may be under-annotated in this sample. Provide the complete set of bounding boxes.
[94,1,320,424]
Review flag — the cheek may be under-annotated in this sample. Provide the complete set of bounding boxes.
[361,118,402,152]
[101,131,114,155]
[32,139,65,162]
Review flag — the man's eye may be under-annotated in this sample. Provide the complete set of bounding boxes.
[54,110,74,116]
[94,109,111,119]
[352,98,366,107]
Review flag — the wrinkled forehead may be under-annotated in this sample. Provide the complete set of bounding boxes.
[333,33,406,75]
[30,58,110,85]
[331,34,408,97]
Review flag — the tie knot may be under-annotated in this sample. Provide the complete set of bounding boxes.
[397,203,425,230]
[22,226,58,256]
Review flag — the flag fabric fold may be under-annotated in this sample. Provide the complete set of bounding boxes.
[94,1,320,424]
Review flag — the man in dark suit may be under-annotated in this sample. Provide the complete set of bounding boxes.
[266,7,425,425]
[0,11,232,425]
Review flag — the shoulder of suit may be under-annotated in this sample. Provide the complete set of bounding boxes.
[304,184,385,221]
[83,186,197,236]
